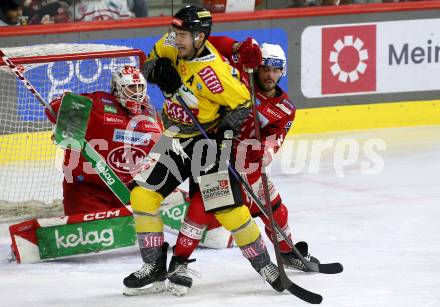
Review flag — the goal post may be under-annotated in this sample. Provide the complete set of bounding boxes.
[0,43,147,222]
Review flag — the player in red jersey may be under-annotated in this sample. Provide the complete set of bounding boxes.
[171,39,320,279]
[45,65,163,215]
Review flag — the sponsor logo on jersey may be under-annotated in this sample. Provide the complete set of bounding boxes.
[165,99,196,124]
[275,102,292,115]
[181,64,188,76]
[192,54,216,62]
[263,105,283,120]
[134,121,161,132]
[198,66,224,94]
[285,120,292,132]
[101,98,114,104]
[112,129,151,145]
[104,105,117,114]
[231,53,239,64]
[104,113,125,125]
[107,146,147,174]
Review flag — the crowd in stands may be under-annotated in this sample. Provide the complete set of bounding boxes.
[0,0,148,26]
[0,0,432,27]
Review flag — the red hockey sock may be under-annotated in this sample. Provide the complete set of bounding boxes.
[260,203,292,253]
[174,190,213,259]
[174,232,201,259]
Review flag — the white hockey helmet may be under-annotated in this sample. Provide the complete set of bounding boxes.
[260,43,287,76]
[111,65,147,115]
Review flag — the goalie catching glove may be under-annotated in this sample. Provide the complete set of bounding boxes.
[142,57,182,95]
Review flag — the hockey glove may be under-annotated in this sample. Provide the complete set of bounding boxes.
[237,37,262,70]
[146,57,182,95]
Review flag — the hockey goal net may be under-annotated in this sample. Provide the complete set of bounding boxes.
[0,44,146,222]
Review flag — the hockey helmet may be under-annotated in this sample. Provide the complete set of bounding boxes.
[171,5,212,38]
[260,43,287,76]
[111,65,147,116]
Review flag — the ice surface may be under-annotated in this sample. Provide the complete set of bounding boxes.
[1,126,440,307]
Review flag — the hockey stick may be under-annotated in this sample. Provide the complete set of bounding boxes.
[174,92,322,304]
[173,91,341,274]
[245,70,343,277]
[247,68,321,299]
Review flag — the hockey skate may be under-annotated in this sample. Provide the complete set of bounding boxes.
[167,256,199,297]
[256,261,284,292]
[280,241,320,272]
[123,242,169,296]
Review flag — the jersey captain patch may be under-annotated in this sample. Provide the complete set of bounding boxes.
[198,66,224,94]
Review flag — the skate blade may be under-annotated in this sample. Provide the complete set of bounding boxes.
[123,281,166,296]
[283,264,312,272]
[167,283,189,297]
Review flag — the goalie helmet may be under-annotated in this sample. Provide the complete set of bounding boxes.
[260,43,287,76]
[111,65,148,116]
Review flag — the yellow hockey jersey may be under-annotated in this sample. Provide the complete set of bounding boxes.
[147,33,251,138]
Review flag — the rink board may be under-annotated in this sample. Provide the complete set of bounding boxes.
[1,99,439,163]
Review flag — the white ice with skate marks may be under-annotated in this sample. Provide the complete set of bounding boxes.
[1,126,440,306]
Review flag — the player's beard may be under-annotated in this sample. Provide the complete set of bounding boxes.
[256,75,277,94]
[177,45,195,59]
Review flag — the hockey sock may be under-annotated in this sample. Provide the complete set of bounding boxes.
[260,203,292,253]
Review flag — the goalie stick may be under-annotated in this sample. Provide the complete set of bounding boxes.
[173,91,322,304]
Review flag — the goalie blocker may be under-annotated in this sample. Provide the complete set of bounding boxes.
[9,189,233,263]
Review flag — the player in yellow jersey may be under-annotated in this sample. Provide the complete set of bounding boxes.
[122,5,283,297]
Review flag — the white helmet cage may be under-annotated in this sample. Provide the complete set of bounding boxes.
[260,43,287,76]
[111,65,147,112]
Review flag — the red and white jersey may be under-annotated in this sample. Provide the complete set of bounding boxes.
[208,36,296,157]
[46,91,163,187]
[239,87,295,155]
[74,0,133,22]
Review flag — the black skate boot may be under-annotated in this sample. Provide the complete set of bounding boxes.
[123,242,169,296]
[280,241,320,272]
[167,256,198,297]
[241,237,284,292]
[256,261,284,292]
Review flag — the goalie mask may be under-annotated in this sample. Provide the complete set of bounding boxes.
[111,65,148,116]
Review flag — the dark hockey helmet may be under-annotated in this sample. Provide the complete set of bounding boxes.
[171,5,212,38]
